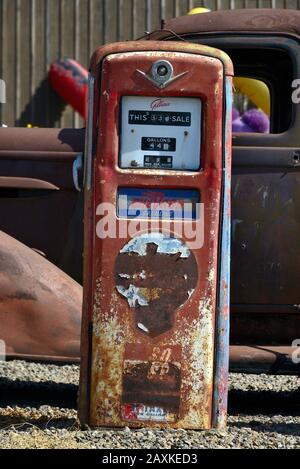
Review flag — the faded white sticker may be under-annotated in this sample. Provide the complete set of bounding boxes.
[120,232,190,258]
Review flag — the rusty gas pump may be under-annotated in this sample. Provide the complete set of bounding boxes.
[79,41,233,430]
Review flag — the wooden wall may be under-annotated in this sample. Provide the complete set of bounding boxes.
[0,0,299,127]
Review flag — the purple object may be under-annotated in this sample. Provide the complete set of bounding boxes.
[232,116,252,133]
[233,108,270,133]
[242,109,270,133]
[232,107,240,121]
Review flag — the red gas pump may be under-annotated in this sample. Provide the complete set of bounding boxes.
[79,41,233,430]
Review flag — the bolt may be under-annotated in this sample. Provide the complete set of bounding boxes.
[292,152,300,165]
[157,65,169,77]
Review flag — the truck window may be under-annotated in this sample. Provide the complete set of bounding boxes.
[227,47,294,135]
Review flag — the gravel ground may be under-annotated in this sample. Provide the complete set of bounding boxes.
[0,360,299,449]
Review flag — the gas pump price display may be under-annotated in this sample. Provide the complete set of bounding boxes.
[128,110,191,126]
[120,96,202,171]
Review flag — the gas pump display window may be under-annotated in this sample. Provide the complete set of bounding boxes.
[120,96,202,171]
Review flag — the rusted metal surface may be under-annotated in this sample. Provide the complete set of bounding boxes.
[231,171,300,305]
[115,235,199,424]
[230,346,300,375]
[150,9,300,41]
[79,41,232,430]
[115,236,198,338]
[231,312,300,345]
[0,127,84,153]
[0,177,59,190]
[0,128,85,283]
[89,40,234,76]
[0,230,82,362]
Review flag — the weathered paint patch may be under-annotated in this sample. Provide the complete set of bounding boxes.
[122,404,176,423]
[116,284,149,307]
[137,323,149,333]
[120,232,191,258]
[121,343,182,423]
[115,233,198,337]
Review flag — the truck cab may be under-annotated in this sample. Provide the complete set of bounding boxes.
[151,8,300,373]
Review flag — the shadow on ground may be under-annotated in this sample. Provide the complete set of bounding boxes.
[0,377,77,409]
[0,377,300,438]
[228,388,300,417]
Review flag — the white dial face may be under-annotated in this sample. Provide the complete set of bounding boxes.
[120,96,202,171]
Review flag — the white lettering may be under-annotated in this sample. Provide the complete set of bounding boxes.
[292,79,300,104]
[102,454,136,467]
[292,339,300,364]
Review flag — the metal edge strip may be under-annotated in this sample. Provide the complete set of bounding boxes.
[84,74,95,190]
[212,75,232,430]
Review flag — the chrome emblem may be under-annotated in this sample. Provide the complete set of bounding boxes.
[137,60,189,89]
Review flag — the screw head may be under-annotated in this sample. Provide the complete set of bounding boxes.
[157,65,169,77]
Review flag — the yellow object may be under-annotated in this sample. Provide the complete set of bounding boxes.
[233,77,271,116]
[188,7,211,15]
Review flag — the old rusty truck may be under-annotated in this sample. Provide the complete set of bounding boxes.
[0,8,300,374]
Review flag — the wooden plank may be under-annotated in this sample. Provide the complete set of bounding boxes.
[233,0,248,9]
[75,0,89,67]
[273,0,285,8]
[103,0,118,43]
[75,0,89,128]
[164,0,177,20]
[30,0,48,127]
[132,0,147,39]
[217,0,231,9]
[244,0,259,7]
[285,0,298,8]
[2,0,18,126]
[201,0,217,11]
[118,0,134,40]
[145,0,152,32]
[89,0,104,56]
[0,0,3,124]
[150,0,161,31]
[174,0,193,17]
[46,0,65,127]
[16,0,31,126]
[60,0,76,128]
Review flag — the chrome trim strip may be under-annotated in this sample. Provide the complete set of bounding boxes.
[84,74,95,190]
